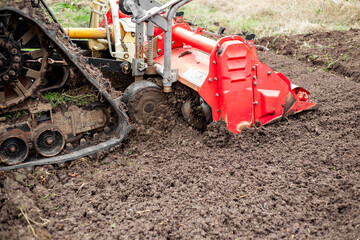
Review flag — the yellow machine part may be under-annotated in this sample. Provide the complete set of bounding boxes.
[64,27,107,39]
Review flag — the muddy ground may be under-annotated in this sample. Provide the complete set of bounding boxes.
[1,30,360,239]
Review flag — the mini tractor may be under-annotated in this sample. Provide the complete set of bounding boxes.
[0,0,317,170]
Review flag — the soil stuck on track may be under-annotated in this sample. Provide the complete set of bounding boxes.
[0,30,360,240]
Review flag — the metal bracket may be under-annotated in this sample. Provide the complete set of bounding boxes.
[122,0,191,91]
[132,58,147,76]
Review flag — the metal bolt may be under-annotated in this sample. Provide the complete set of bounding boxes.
[11,48,18,55]
[213,61,217,64]
[249,42,253,48]
[14,56,20,63]
[254,82,257,86]
[209,78,213,82]
[177,18,182,23]
[217,109,220,112]
[268,71,272,75]
[252,66,256,70]
[46,138,54,145]
[12,63,19,70]
[157,49,162,53]
[253,76,257,80]
[214,77,218,81]
[216,93,219,97]
[253,101,258,105]
[131,32,135,37]
[172,41,175,45]
[5,43,12,50]
[9,70,15,76]
[232,36,235,39]
[9,146,16,153]
[3,75,9,81]
[158,36,162,40]
[217,44,221,47]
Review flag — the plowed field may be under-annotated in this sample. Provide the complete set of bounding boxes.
[1,30,359,240]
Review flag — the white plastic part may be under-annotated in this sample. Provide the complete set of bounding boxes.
[108,0,124,58]
[119,18,136,32]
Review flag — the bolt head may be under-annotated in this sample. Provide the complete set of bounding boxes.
[5,42,12,50]
[252,66,256,70]
[253,76,257,80]
[3,75,9,81]
[217,44,221,47]
[9,70,15,76]
[213,61,216,64]
[46,138,54,145]
[14,56,21,63]
[9,146,16,153]
[12,63,19,70]
[254,82,257,86]
[268,71,272,75]
[216,93,219,97]
[11,48,18,55]
[157,49,162,53]
[209,78,213,82]
[214,77,218,81]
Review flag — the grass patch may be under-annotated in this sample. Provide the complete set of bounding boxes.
[160,0,360,37]
[48,0,360,37]
[44,91,97,107]
[50,0,90,28]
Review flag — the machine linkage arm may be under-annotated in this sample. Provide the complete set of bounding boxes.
[121,0,192,92]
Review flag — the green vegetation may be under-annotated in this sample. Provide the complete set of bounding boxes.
[49,0,360,37]
[160,0,360,37]
[50,0,90,28]
[323,53,350,72]
[5,110,29,120]
[44,91,97,107]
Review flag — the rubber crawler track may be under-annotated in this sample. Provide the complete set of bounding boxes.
[0,6,130,171]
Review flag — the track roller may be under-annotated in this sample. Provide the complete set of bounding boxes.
[34,127,65,157]
[0,135,28,165]
[123,80,167,124]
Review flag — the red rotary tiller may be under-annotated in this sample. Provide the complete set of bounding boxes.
[119,0,317,133]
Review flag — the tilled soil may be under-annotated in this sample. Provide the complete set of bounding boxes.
[1,31,360,239]
[257,28,360,83]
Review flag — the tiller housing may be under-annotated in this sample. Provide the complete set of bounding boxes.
[155,23,317,133]
[115,0,317,133]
